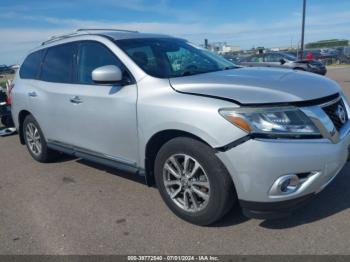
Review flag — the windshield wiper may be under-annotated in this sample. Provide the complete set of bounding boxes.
[180,67,236,77]
[223,66,238,70]
[182,71,194,76]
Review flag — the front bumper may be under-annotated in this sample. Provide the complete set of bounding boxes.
[240,193,316,219]
[217,120,350,219]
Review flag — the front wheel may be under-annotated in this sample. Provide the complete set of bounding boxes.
[154,137,236,225]
[23,115,58,163]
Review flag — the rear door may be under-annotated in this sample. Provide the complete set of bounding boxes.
[65,41,138,165]
[13,49,44,127]
[27,42,78,143]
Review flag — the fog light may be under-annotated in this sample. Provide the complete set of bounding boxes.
[279,175,300,193]
[280,178,291,192]
[270,174,301,196]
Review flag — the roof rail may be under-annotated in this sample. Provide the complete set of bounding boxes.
[76,28,139,33]
[41,28,139,46]
[41,32,83,46]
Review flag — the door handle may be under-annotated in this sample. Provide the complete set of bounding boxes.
[28,91,37,97]
[70,96,83,104]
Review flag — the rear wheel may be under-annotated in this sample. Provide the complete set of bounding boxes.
[23,115,58,163]
[154,137,236,225]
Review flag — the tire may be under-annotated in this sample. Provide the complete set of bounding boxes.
[154,137,236,225]
[23,115,58,163]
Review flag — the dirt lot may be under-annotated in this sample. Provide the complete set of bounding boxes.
[0,68,350,255]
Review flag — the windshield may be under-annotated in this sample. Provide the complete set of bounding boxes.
[115,38,236,78]
[282,53,297,61]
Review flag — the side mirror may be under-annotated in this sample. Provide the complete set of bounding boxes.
[92,65,122,83]
[280,58,286,65]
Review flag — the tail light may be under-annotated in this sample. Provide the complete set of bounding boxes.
[6,83,14,105]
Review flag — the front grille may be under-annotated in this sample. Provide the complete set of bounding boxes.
[322,98,348,131]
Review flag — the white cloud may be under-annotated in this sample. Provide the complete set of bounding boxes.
[0,4,349,64]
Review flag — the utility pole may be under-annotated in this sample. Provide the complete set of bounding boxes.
[204,39,208,49]
[300,0,306,59]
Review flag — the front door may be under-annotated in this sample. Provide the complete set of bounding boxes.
[66,41,138,165]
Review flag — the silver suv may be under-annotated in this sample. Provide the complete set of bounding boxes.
[11,29,350,225]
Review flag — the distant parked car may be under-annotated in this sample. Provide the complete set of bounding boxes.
[0,65,15,75]
[222,54,243,64]
[238,52,327,75]
[320,48,339,58]
[9,64,20,70]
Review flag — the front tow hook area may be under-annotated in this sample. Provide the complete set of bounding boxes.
[239,194,316,220]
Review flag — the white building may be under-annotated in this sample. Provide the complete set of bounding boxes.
[221,45,241,54]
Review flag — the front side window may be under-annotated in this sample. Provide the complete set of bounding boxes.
[77,41,128,85]
[281,53,297,61]
[115,38,236,78]
[20,50,44,79]
[40,43,77,83]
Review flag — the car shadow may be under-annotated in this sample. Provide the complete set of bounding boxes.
[76,158,147,186]
[50,153,77,163]
[210,204,250,227]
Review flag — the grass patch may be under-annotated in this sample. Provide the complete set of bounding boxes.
[0,74,14,90]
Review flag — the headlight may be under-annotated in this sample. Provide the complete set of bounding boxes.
[219,107,321,138]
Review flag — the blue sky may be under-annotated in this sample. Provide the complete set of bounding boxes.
[0,0,349,64]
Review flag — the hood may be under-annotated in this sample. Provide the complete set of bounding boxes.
[169,67,339,105]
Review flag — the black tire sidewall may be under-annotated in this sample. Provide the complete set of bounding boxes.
[155,137,236,225]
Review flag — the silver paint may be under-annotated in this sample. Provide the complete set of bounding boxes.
[11,30,350,206]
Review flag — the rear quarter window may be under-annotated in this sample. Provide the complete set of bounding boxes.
[19,50,44,79]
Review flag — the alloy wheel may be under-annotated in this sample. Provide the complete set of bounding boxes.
[163,154,210,212]
[25,122,42,156]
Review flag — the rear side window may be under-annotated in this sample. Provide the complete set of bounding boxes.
[77,41,127,85]
[265,53,283,62]
[248,55,263,62]
[40,43,77,83]
[20,50,44,79]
